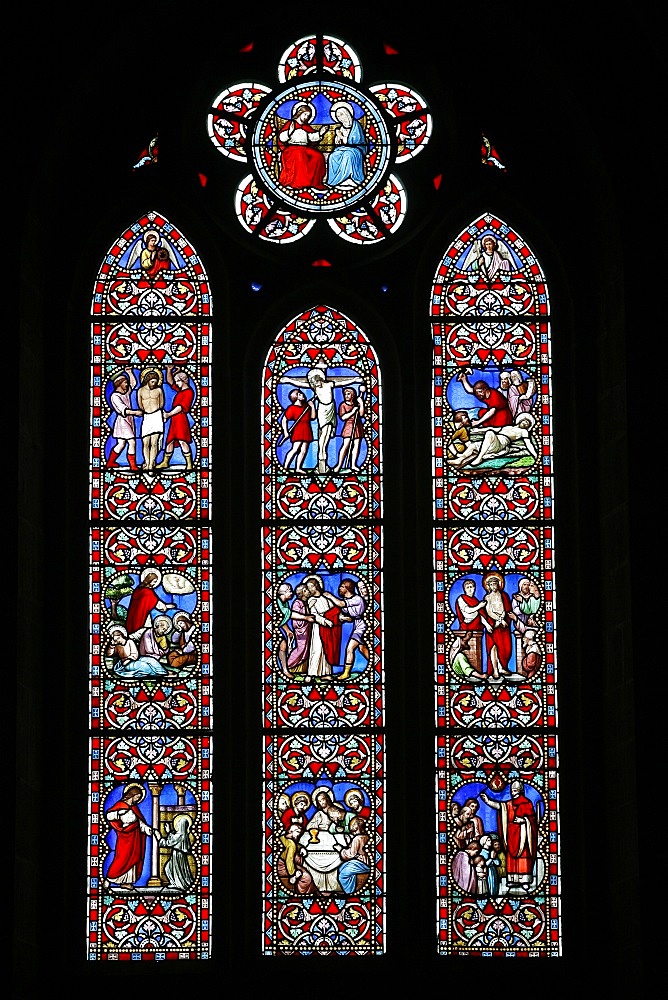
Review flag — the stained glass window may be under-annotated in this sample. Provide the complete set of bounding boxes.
[261,304,385,955]
[208,33,430,245]
[432,215,561,956]
[87,212,213,960]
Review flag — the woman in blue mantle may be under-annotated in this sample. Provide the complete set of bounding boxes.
[326,101,367,189]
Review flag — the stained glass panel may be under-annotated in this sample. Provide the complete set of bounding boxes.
[433,214,561,956]
[209,35,427,244]
[87,213,213,960]
[262,305,384,955]
[437,733,560,956]
[264,734,384,955]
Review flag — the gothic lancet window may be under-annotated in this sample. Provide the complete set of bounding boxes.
[432,214,561,956]
[87,212,213,960]
[261,304,385,954]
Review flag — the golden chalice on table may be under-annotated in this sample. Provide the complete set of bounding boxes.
[309,827,320,844]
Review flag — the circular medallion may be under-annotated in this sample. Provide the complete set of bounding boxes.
[249,80,392,215]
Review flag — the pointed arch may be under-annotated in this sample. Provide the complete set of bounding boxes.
[261,304,385,955]
[87,212,214,960]
[432,214,561,956]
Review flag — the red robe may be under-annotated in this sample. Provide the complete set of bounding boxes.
[278,127,326,189]
[456,593,483,630]
[279,806,307,831]
[106,802,146,882]
[478,387,513,427]
[285,403,313,442]
[320,606,343,667]
[496,793,538,877]
[165,386,194,443]
[145,249,170,279]
[485,590,513,671]
[125,584,159,634]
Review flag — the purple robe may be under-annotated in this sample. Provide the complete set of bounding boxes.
[452,850,477,892]
[287,598,310,670]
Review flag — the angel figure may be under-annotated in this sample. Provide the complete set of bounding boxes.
[128,229,178,280]
[464,233,512,281]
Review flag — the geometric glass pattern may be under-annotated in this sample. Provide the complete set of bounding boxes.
[432,215,561,956]
[87,211,213,960]
[208,33,430,245]
[261,304,385,954]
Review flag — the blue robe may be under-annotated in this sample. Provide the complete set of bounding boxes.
[326,120,366,187]
[114,654,169,678]
[338,858,369,893]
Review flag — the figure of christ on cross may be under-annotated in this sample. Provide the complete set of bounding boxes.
[279,365,363,473]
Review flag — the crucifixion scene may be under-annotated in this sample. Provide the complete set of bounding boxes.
[277,363,368,474]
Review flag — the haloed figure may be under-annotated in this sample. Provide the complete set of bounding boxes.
[137,368,165,472]
[104,783,157,890]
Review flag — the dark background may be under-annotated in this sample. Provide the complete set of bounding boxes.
[14,4,655,995]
